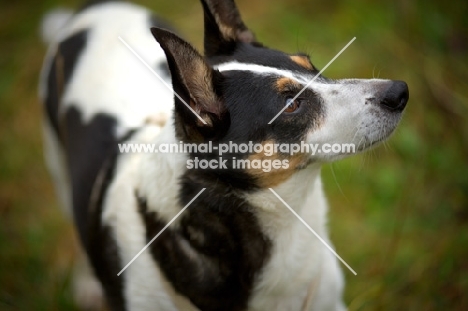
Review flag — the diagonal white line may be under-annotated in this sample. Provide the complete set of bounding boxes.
[117,188,206,276]
[268,188,357,275]
[268,37,356,124]
[118,36,207,125]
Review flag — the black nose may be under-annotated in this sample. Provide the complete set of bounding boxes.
[380,80,409,112]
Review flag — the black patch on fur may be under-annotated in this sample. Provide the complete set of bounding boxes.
[87,150,125,311]
[86,129,136,311]
[62,107,118,244]
[187,162,259,191]
[44,30,88,138]
[219,70,323,145]
[137,183,272,311]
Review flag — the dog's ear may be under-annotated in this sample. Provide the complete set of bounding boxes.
[151,28,229,142]
[200,0,256,57]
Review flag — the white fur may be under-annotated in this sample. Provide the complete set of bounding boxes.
[215,61,313,84]
[246,166,345,311]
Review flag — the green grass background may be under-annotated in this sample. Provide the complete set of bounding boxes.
[0,0,467,310]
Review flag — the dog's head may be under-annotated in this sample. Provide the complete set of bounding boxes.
[151,0,408,187]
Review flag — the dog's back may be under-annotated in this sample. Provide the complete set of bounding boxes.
[40,1,172,243]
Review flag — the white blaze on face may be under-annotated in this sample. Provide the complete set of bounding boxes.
[214,61,313,84]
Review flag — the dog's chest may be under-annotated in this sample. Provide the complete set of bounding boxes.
[245,184,326,310]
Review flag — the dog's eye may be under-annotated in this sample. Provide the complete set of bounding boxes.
[284,98,301,113]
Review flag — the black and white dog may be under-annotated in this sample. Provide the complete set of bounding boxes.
[39,0,408,310]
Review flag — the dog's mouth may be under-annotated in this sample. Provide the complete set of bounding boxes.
[356,110,404,152]
[356,133,390,152]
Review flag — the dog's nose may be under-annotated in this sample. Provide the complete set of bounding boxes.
[380,80,409,112]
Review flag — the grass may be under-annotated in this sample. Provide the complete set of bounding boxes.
[0,0,467,310]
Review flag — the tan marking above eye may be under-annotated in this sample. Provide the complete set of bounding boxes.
[275,77,301,92]
[290,55,314,70]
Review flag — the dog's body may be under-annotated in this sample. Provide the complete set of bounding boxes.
[39,1,408,310]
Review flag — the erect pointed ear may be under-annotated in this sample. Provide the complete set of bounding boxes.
[151,28,229,142]
[200,0,256,57]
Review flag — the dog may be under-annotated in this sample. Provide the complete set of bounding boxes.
[39,0,409,310]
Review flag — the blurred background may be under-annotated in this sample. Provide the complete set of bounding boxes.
[0,0,467,310]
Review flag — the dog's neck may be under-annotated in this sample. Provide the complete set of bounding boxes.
[246,165,329,308]
[246,164,326,235]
